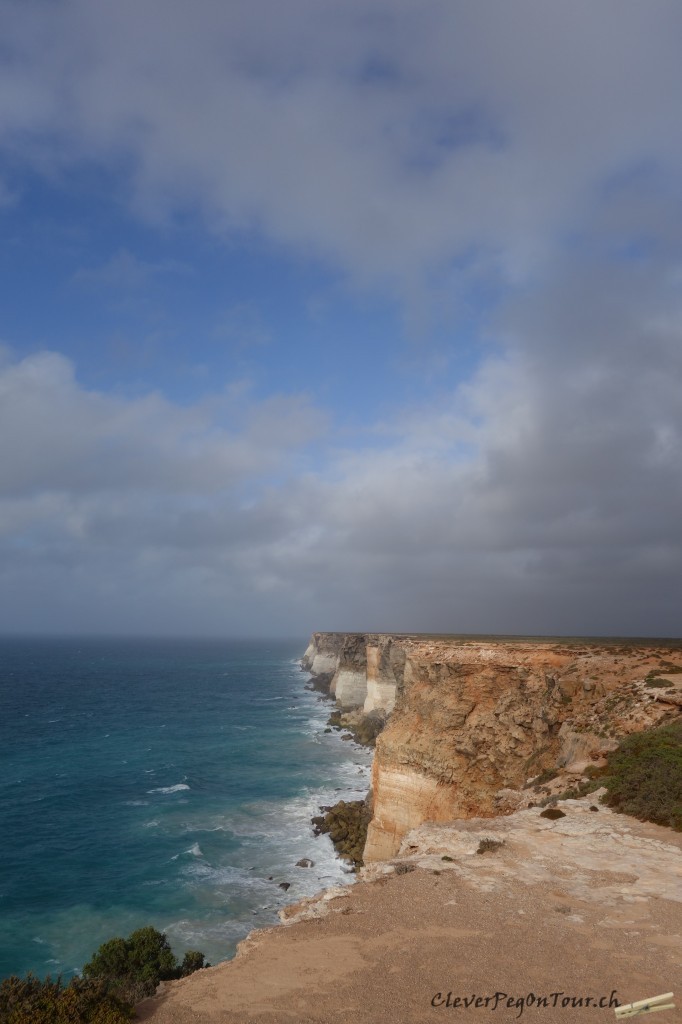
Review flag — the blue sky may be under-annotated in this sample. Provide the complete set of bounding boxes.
[1,0,681,637]
[1,167,486,413]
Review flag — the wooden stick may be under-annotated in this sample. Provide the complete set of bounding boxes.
[616,1006,675,1018]
[615,992,675,1018]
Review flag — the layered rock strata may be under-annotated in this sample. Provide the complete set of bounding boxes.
[300,631,345,677]
[302,631,408,713]
[366,637,682,859]
[331,633,369,707]
[364,636,405,714]
[134,636,682,1023]
[302,632,682,862]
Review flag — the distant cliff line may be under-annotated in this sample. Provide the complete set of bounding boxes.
[302,632,682,860]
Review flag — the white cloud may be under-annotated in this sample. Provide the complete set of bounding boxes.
[2,262,680,638]
[0,351,324,499]
[1,2,681,635]
[2,0,682,293]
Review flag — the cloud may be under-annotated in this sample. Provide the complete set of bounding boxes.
[1,2,681,636]
[0,350,331,632]
[0,349,327,497]
[2,255,680,639]
[294,247,682,634]
[2,0,682,295]
[72,249,192,290]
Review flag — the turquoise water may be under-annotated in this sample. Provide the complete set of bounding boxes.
[0,637,372,980]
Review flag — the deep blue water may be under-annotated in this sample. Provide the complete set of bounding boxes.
[0,637,372,980]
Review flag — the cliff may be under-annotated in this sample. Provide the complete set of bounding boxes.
[303,633,682,860]
[302,631,407,713]
[301,632,346,678]
[139,795,682,1023]
[137,632,681,1023]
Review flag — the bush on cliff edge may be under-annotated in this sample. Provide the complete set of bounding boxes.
[0,926,209,1023]
[0,974,132,1024]
[83,926,207,1003]
[601,719,682,831]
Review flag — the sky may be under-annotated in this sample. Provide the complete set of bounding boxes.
[0,0,681,638]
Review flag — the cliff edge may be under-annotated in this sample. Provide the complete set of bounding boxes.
[303,632,682,860]
[138,795,681,1023]
[138,632,681,1023]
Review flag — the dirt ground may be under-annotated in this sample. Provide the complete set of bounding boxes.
[137,804,681,1024]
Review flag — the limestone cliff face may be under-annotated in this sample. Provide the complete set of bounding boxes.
[301,632,346,677]
[331,633,369,708]
[302,631,407,713]
[364,637,682,860]
[302,632,682,861]
[364,636,405,715]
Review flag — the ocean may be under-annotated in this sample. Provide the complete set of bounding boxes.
[0,636,372,981]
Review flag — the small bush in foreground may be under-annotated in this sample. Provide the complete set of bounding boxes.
[84,926,208,1003]
[0,928,208,1022]
[601,720,682,831]
[84,927,180,1002]
[0,973,131,1024]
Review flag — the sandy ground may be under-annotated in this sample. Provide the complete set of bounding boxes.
[137,803,681,1024]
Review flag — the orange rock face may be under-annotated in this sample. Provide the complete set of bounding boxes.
[363,636,682,860]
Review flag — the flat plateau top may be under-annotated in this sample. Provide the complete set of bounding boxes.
[319,631,682,648]
[139,800,682,1024]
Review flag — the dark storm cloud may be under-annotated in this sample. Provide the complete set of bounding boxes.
[0,1,681,634]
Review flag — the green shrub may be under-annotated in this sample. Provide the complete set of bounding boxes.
[1,928,208,1022]
[601,721,682,830]
[180,951,206,977]
[83,925,207,1004]
[0,973,131,1023]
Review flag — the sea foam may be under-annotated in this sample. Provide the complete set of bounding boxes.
[0,636,366,980]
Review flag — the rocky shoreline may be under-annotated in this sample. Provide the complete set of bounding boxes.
[138,632,682,1023]
[302,639,384,868]
[138,793,682,1024]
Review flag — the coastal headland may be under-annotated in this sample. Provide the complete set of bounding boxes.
[139,633,682,1023]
